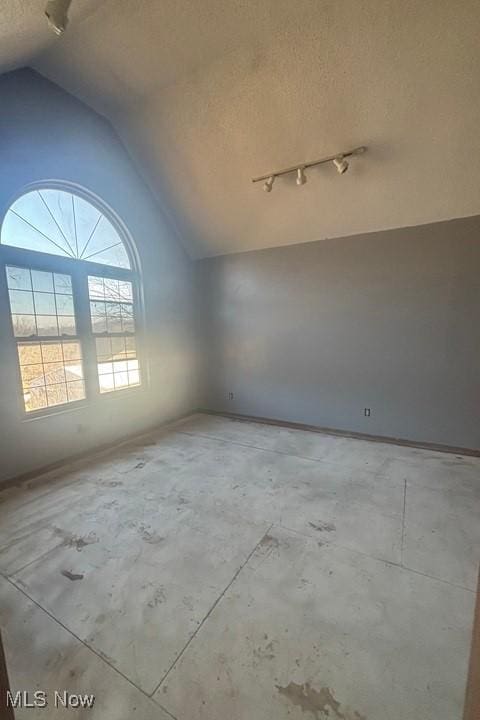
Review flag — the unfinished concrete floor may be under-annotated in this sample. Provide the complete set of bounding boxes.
[0,413,479,719]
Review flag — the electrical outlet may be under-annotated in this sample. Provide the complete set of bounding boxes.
[228,392,234,400]
[364,408,371,417]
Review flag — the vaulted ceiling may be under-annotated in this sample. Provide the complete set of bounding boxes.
[1,0,480,257]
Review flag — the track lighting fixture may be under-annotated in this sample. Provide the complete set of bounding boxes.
[45,0,72,35]
[333,155,349,174]
[263,176,275,192]
[252,146,366,191]
[296,168,307,186]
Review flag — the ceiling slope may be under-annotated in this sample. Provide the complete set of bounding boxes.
[2,0,480,257]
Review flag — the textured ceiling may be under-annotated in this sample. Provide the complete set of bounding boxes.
[0,0,99,72]
[2,0,480,257]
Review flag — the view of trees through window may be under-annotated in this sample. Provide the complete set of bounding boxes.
[88,275,140,393]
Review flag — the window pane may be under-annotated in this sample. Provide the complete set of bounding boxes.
[1,189,130,268]
[95,334,140,394]
[91,315,107,334]
[104,278,120,300]
[90,301,106,316]
[95,337,111,359]
[114,371,129,389]
[13,315,36,337]
[41,342,63,362]
[98,362,113,375]
[58,316,77,336]
[31,270,54,293]
[34,292,56,315]
[54,273,72,294]
[67,380,85,402]
[63,341,82,361]
[18,343,42,365]
[46,383,68,407]
[106,304,122,333]
[121,305,135,333]
[20,364,45,389]
[82,218,130,268]
[128,369,140,386]
[26,386,47,412]
[6,266,32,291]
[125,337,136,357]
[55,294,74,315]
[65,362,83,381]
[8,289,34,314]
[99,374,115,393]
[89,244,130,269]
[88,276,105,299]
[36,315,59,336]
[43,362,66,384]
[111,337,126,357]
[114,360,128,372]
[119,281,133,302]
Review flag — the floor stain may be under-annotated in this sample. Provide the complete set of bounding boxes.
[260,533,280,548]
[133,461,147,470]
[183,595,195,611]
[276,682,366,720]
[61,570,84,581]
[253,639,277,664]
[54,529,99,551]
[138,524,165,544]
[148,587,167,608]
[308,521,336,533]
[102,499,120,509]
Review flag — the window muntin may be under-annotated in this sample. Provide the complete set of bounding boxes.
[88,275,140,393]
[1,189,130,269]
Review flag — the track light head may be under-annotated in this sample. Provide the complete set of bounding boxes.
[45,0,72,35]
[263,176,275,192]
[333,155,349,174]
[296,167,307,186]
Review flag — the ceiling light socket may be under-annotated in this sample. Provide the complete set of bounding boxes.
[263,176,275,192]
[45,0,72,35]
[296,168,307,186]
[333,155,349,174]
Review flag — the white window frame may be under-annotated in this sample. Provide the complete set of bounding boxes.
[0,182,145,419]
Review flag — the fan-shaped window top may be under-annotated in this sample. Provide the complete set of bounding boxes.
[1,188,130,269]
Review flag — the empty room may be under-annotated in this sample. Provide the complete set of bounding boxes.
[0,1,479,718]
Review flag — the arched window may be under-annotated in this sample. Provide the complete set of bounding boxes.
[0,184,142,414]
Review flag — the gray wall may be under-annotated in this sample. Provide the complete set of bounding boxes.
[0,69,200,482]
[200,217,480,450]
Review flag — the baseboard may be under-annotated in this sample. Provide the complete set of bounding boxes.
[200,409,480,458]
[0,409,200,491]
